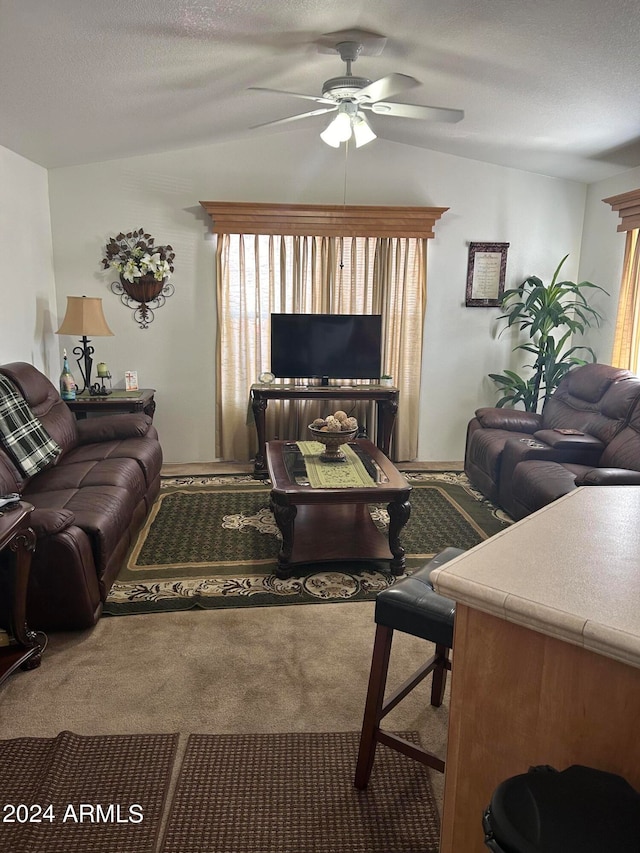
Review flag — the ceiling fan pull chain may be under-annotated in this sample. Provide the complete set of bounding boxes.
[340,141,349,269]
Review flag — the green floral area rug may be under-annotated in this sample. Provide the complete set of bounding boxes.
[103,472,511,616]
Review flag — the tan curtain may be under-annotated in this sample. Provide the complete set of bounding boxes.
[611,229,640,371]
[216,234,426,463]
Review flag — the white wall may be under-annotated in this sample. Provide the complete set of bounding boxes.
[46,127,588,463]
[0,145,57,372]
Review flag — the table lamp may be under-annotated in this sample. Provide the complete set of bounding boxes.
[56,296,114,393]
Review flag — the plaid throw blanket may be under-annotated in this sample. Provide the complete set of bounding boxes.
[0,375,61,477]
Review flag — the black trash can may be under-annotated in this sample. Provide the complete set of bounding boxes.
[483,764,640,852]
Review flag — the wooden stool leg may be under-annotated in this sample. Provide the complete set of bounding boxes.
[354,623,394,790]
[430,644,451,708]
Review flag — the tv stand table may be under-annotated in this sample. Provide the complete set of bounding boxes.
[250,383,399,479]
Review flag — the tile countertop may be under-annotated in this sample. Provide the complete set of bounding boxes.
[430,486,640,668]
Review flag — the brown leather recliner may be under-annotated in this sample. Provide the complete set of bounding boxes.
[0,362,162,630]
[464,363,640,519]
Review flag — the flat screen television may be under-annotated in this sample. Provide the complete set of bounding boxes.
[270,313,382,384]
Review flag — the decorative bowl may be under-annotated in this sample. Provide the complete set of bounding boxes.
[308,424,358,462]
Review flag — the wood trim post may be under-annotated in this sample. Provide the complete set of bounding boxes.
[603,188,640,232]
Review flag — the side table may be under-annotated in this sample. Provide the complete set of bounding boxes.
[0,501,43,687]
[65,388,156,420]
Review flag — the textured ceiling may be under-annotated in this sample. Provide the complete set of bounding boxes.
[2,0,640,182]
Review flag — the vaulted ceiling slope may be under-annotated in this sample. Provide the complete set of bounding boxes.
[2,0,640,182]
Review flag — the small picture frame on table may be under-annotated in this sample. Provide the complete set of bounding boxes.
[125,371,139,392]
[465,242,509,307]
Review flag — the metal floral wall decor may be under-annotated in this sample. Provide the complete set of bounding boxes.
[102,228,175,328]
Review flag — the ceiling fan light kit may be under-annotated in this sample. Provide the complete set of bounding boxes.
[320,101,377,148]
[249,33,464,149]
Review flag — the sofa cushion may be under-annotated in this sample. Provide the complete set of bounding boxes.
[25,456,148,503]
[558,363,632,404]
[509,460,589,519]
[0,453,21,495]
[61,436,162,487]
[598,394,640,471]
[0,362,79,457]
[24,485,139,577]
[76,413,153,444]
[541,370,640,443]
[0,374,62,476]
[474,408,541,432]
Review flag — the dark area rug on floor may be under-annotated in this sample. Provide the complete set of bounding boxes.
[0,731,178,853]
[160,731,440,853]
[104,472,510,616]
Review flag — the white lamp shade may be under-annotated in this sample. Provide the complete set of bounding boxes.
[320,124,341,147]
[56,296,114,337]
[320,111,354,147]
[353,114,377,148]
[332,111,353,142]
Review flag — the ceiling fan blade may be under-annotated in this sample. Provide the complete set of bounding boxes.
[250,106,337,130]
[367,101,464,123]
[248,86,335,106]
[356,73,419,103]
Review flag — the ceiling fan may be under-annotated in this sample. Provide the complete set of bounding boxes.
[249,38,464,148]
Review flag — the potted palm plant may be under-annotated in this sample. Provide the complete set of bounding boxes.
[489,255,608,411]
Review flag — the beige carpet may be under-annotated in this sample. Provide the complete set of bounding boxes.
[0,602,450,831]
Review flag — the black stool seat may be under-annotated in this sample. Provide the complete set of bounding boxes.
[354,547,462,789]
[375,547,458,645]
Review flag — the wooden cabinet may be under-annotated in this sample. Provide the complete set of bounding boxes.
[430,487,640,852]
[439,604,640,852]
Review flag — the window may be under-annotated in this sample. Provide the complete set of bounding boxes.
[202,202,448,463]
[604,190,640,372]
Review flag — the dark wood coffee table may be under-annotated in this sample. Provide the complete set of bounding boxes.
[266,439,411,579]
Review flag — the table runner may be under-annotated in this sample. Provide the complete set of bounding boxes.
[296,441,376,488]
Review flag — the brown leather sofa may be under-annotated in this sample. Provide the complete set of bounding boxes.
[464,363,640,519]
[0,362,162,630]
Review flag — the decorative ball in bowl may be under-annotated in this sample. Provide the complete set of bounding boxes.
[308,411,359,462]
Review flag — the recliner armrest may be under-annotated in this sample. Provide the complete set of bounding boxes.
[498,435,605,518]
[474,407,542,433]
[576,468,640,486]
[76,413,153,444]
[28,507,75,538]
[533,429,604,462]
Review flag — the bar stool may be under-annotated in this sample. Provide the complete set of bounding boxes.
[354,547,462,789]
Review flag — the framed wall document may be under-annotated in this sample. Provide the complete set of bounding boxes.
[465,242,509,307]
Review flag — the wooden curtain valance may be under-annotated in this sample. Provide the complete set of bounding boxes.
[603,188,640,232]
[199,201,448,238]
